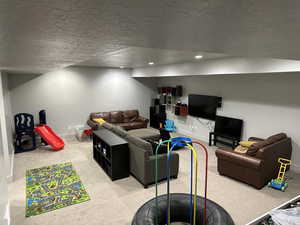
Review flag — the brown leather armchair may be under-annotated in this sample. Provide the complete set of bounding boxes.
[215,133,292,189]
[87,109,149,130]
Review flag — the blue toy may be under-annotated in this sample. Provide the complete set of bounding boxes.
[268,158,291,191]
[164,120,176,132]
[171,136,192,148]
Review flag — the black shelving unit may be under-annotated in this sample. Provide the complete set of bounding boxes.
[93,128,129,181]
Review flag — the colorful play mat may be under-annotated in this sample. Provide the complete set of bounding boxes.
[26,162,90,217]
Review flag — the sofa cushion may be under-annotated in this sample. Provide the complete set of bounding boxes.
[239,141,256,148]
[123,110,139,123]
[126,134,153,155]
[247,140,270,156]
[267,133,287,144]
[127,122,147,129]
[128,128,160,141]
[114,122,146,130]
[110,111,124,123]
[111,125,128,138]
[91,112,111,122]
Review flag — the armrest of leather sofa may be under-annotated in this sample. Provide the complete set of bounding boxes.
[248,137,265,142]
[87,119,99,130]
[136,116,149,124]
[215,148,263,170]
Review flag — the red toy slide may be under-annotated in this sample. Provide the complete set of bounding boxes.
[35,125,64,150]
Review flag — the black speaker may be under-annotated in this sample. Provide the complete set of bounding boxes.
[159,105,166,113]
[171,88,176,96]
[175,106,180,115]
[175,85,183,97]
[217,97,222,108]
[150,107,160,129]
[152,98,160,106]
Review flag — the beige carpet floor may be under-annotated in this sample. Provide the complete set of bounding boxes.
[9,138,300,225]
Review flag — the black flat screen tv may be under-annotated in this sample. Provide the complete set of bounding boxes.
[188,94,220,120]
[214,116,243,139]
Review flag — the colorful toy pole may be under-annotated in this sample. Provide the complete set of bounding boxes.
[155,138,208,225]
[186,144,198,225]
[192,141,209,225]
[155,140,172,225]
[189,147,193,225]
[166,143,178,225]
[167,141,198,225]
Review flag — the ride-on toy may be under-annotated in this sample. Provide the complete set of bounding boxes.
[268,158,292,191]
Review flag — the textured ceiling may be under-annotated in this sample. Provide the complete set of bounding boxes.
[1,0,300,73]
[77,47,228,68]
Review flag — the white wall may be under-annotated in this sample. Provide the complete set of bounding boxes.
[157,74,300,172]
[1,72,14,179]
[0,133,9,225]
[8,67,157,137]
[0,72,9,225]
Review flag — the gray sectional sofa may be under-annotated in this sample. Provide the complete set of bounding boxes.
[100,122,179,188]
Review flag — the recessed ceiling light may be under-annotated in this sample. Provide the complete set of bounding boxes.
[195,55,203,59]
[148,62,154,65]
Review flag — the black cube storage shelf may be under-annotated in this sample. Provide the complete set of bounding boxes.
[93,128,129,181]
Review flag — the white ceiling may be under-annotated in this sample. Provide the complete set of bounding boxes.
[77,47,228,68]
[1,0,300,73]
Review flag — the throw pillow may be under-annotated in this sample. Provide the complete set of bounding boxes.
[93,118,106,125]
[239,141,256,147]
[234,145,248,154]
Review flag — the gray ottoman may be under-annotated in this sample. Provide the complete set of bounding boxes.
[128,128,160,141]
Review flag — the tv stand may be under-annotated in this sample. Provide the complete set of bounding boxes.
[209,132,240,149]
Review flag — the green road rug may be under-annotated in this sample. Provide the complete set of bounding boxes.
[26,162,90,217]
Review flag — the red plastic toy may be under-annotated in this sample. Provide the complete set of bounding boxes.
[35,125,64,150]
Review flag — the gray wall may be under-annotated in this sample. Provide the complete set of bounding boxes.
[9,66,157,137]
[158,73,300,172]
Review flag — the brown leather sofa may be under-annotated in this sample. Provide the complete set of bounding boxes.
[215,133,292,189]
[87,110,149,130]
